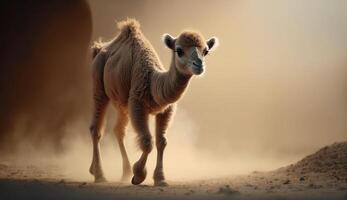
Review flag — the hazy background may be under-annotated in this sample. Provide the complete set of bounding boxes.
[0,0,92,152]
[1,0,347,182]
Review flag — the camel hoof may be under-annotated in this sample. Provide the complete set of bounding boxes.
[94,176,107,183]
[154,180,169,187]
[131,173,146,185]
[131,162,147,185]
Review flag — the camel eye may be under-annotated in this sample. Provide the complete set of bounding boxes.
[175,47,184,57]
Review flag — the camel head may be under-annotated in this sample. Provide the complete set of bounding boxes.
[163,31,219,76]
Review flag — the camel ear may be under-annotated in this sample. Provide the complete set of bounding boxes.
[206,37,219,52]
[163,33,175,50]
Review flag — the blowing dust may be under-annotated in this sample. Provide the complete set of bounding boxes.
[2,107,298,183]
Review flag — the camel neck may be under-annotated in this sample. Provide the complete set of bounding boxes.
[151,53,192,106]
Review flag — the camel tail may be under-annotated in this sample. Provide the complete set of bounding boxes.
[117,18,141,37]
[91,39,104,59]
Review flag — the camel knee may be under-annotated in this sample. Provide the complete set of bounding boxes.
[156,136,167,150]
[90,124,102,141]
[138,134,153,153]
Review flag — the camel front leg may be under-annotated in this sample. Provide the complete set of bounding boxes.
[154,105,175,186]
[129,99,153,185]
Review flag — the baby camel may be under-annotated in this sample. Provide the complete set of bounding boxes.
[89,19,218,186]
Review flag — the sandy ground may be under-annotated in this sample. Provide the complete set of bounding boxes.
[1,142,347,200]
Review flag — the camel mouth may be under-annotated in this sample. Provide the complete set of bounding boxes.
[191,63,204,75]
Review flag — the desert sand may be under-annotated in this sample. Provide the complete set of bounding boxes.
[1,141,347,200]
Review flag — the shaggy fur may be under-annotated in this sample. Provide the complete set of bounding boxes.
[89,18,218,186]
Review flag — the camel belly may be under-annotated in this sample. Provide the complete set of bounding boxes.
[103,64,131,106]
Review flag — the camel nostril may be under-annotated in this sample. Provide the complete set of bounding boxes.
[196,58,203,66]
[193,61,203,68]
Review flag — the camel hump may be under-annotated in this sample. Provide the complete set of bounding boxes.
[117,18,141,36]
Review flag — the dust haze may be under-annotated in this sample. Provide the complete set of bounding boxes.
[1,0,347,182]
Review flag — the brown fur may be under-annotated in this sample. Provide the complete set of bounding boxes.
[89,18,214,185]
[176,31,206,48]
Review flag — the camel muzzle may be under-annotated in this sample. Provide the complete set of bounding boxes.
[191,61,205,75]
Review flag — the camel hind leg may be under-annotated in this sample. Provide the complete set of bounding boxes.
[113,106,132,182]
[89,50,110,182]
[89,84,109,182]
